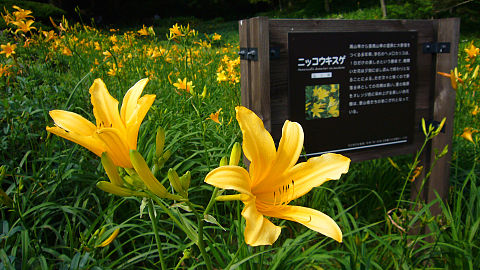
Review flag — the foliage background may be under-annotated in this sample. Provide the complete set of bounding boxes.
[1,0,480,269]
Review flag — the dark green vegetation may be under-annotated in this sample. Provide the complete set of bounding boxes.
[1,2,480,269]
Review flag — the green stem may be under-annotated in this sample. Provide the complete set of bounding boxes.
[396,133,430,209]
[204,187,219,215]
[149,195,195,241]
[148,199,166,270]
[174,250,190,270]
[185,200,213,270]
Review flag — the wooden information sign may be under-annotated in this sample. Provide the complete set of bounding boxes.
[288,31,417,156]
[239,17,459,212]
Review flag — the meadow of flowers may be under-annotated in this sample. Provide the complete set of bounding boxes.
[1,5,480,269]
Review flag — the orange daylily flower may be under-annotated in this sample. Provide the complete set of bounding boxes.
[173,78,194,93]
[465,43,479,58]
[438,69,463,90]
[208,108,222,124]
[460,127,477,143]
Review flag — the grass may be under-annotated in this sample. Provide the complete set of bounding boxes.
[1,4,480,269]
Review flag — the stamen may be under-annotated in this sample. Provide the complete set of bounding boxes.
[270,180,296,208]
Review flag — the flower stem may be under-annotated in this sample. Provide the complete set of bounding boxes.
[185,200,213,270]
[149,195,197,242]
[148,199,166,270]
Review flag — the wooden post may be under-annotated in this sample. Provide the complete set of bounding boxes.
[239,17,271,131]
[426,18,460,215]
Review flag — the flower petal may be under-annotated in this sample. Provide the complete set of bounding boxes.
[236,106,276,185]
[46,126,106,157]
[252,120,303,193]
[96,127,132,168]
[89,79,125,131]
[48,110,96,136]
[265,205,342,242]
[125,94,156,149]
[120,78,149,124]
[275,120,303,170]
[287,153,350,200]
[204,166,252,196]
[242,196,281,246]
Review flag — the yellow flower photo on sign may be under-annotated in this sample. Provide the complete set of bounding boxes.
[305,84,340,120]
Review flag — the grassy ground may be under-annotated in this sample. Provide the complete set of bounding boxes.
[1,4,480,270]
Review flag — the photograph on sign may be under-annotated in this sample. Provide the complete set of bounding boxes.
[288,31,417,156]
[305,84,340,120]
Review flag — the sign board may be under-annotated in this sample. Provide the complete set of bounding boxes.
[288,31,417,156]
[239,17,459,213]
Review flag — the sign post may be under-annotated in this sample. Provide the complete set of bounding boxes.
[238,17,459,210]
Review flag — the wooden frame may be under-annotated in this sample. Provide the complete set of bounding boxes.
[239,17,460,206]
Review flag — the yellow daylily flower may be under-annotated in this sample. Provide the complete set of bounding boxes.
[12,5,34,21]
[46,78,155,168]
[11,19,36,34]
[212,33,221,41]
[311,103,325,118]
[205,106,350,246]
[313,86,329,100]
[169,23,184,39]
[137,25,149,36]
[465,43,479,58]
[0,43,16,58]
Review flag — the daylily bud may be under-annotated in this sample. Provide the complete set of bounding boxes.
[180,171,191,193]
[201,86,207,98]
[130,150,181,200]
[168,168,184,196]
[98,227,106,238]
[421,118,427,136]
[155,127,165,158]
[438,145,449,158]
[97,181,136,197]
[219,156,228,167]
[450,69,458,90]
[162,149,172,162]
[123,174,146,189]
[229,142,241,166]
[435,117,446,135]
[216,194,250,201]
[155,149,172,171]
[96,228,120,248]
[473,65,479,79]
[130,150,168,197]
[148,26,155,36]
[101,152,123,186]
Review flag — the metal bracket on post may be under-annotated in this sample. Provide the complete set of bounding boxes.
[239,47,280,61]
[239,48,258,61]
[423,42,451,54]
[270,47,280,59]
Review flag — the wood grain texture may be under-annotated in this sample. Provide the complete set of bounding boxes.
[239,17,271,131]
[427,18,460,213]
